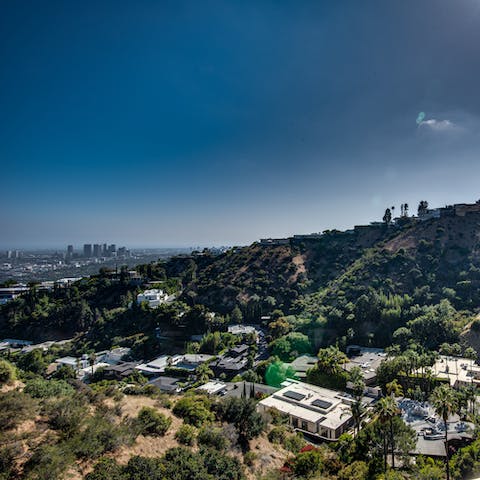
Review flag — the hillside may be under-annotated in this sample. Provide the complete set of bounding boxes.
[2,210,480,351]
[155,212,480,349]
[163,228,393,315]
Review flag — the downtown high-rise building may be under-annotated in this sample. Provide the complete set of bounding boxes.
[93,244,102,257]
[83,244,92,257]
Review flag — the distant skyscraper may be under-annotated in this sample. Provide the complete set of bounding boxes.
[67,245,74,256]
[93,244,102,257]
[102,243,107,256]
[107,244,116,257]
[83,244,92,257]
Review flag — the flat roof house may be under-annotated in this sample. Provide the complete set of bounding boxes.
[415,355,480,389]
[258,380,367,441]
[137,289,168,308]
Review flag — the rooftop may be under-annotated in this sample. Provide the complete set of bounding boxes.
[259,380,358,431]
[415,355,480,388]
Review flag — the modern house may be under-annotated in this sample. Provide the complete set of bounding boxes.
[211,345,249,378]
[415,355,480,389]
[136,289,169,308]
[228,325,258,336]
[103,361,139,380]
[343,346,386,386]
[258,380,370,441]
[135,354,214,377]
[287,355,318,380]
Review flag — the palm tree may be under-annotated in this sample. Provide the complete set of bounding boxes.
[196,362,213,384]
[386,379,403,398]
[89,352,97,375]
[465,384,477,416]
[317,345,347,375]
[374,396,398,472]
[342,396,366,437]
[430,384,458,480]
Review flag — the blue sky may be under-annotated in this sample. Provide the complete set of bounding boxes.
[2,0,480,248]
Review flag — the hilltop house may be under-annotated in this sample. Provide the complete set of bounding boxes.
[258,380,372,441]
[257,380,373,441]
[137,289,169,308]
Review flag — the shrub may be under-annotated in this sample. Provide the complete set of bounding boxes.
[0,444,21,479]
[24,378,74,398]
[173,396,214,427]
[161,447,211,480]
[282,432,306,453]
[0,390,36,430]
[136,407,172,436]
[337,460,368,480]
[23,443,75,480]
[201,448,246,480]
[85,457,125,480]
[123,455,165,478]
[175,424,197,445]
[0,359,16,385]
[71,413,134,459]
[268,426,288,444]
[44,395,87,438]
[243,451,257,466]
[292,449,323,478]
[197,426,230,451]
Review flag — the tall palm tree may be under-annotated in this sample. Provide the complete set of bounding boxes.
[373,396,398,472]
[430,384,458,480]
[465,384,477,416]
[342,396,366,437]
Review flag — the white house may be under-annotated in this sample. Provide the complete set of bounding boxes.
[228,325,257,336]
[137,289,168,308]
[258,380,370,440]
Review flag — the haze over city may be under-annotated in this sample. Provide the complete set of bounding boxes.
[2,0,480,247]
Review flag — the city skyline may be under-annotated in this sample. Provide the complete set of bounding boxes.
[2,1,480,247]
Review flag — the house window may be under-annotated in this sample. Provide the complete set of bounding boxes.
[301,421,308,431]
[292,418,298,428]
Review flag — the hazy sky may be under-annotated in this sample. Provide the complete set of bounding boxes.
[2,1,480,248]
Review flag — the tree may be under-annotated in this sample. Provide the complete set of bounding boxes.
[383,208,392,225]
[343,396,366,438]
[268,318,291,339]
[231,306,243,324]
[430,384,458,480]
[89,352,97,375]
[386,379,403,398]
[17,348,46,375]
[173,396,214,426]
[373,396,398,472]
[418,200,429,216]
[345,367,366,436]
[317,345,348,375]
[218,397,265,450]
[265,360,297,387]
[464,346,477,361]
[45,395,87,438]
[196,362,214,384]
[292,449,323,478]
